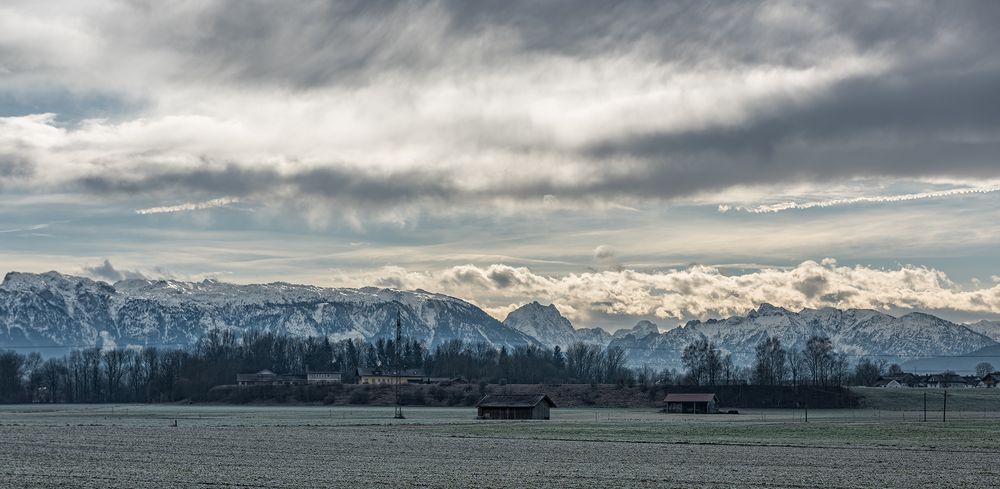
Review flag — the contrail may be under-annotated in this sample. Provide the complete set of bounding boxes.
[719,185,1000,214]
[135,197,240,215]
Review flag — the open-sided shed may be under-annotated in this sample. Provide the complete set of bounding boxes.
[664,393,719,414]
[476,394,555,420]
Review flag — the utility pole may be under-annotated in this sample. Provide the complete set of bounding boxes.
[923,391,927,422]
[942,390,947,423]
[394,309,405,419]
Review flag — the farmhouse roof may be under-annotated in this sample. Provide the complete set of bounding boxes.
[664,393,718,403]
[356,367,426,377]
[928,374,966,383]
[236,369,275,376]
[872,379,899,387]
[476,394,556,408]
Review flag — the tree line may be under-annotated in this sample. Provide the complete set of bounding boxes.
[0,331,641,403]
[681,334,899,387]
[0,331,903,404]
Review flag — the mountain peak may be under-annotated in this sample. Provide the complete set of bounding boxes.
[753,303,790,316]
[613,320,660,339]
[2,270,106,292]
[631,320,660,336]
[503,301,578,349]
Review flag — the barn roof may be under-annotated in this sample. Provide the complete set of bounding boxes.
[664,393,718,403]
[476,394,556,408]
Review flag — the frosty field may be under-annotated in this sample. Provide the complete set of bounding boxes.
[2,405,999,488]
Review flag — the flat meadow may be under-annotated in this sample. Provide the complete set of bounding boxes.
[1,404,999,488]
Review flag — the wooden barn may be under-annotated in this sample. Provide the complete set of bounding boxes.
[664,393,719,414]
[476,394,555,420]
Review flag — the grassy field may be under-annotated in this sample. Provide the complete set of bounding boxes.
[2,405,1000,488]
[853,386,1000,411]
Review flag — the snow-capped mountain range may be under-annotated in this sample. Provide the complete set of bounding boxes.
[606,303,997,369]
[0,271,538,352]
[1,271,996,369]
[964,320,1000,342]
[502,301,996,369]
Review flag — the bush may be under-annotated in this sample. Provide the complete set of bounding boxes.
[400,389,426,406]
[447,391,464,406]
[322,392,337,405]
[430,386,447,403]
[348,389,370,405]
[463,394,479,406]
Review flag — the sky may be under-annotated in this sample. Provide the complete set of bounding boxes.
[2,1,1000,330]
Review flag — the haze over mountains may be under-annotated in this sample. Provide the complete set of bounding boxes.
[1,271,996,369]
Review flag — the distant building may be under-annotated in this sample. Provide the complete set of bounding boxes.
[237,369,277,386]
[306,371,342,384]
[236,369,307,386]
[476,394,555,420]
[356,368,429,385]
[881,373,919,387]
[873,378,903,388]
[926,374,969,389]
[664,393,719,414]
[981,372,1000,388]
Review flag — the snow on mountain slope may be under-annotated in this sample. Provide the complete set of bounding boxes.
[613,320,660,339]
[575,327,612,347]
[965,320,1000,342]
[609,304,997,370]
[0,272,539,351]
[3,272,995,369]
[502,302,623,349]
[503,302,580,350]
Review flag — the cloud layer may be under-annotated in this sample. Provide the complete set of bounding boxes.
[4,2,1000,325]
[330,260,1000,326]
[2,1,999,215]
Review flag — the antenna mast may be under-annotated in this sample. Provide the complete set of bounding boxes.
[394,308,405,419]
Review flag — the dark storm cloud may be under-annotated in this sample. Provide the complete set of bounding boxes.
[82,259,146,282]
[75,164,458,206]
[158,2,1000,200]
[128,1,998,86]
[582,66,1000,198]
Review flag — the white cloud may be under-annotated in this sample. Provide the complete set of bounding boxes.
[330,260,1000,325]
